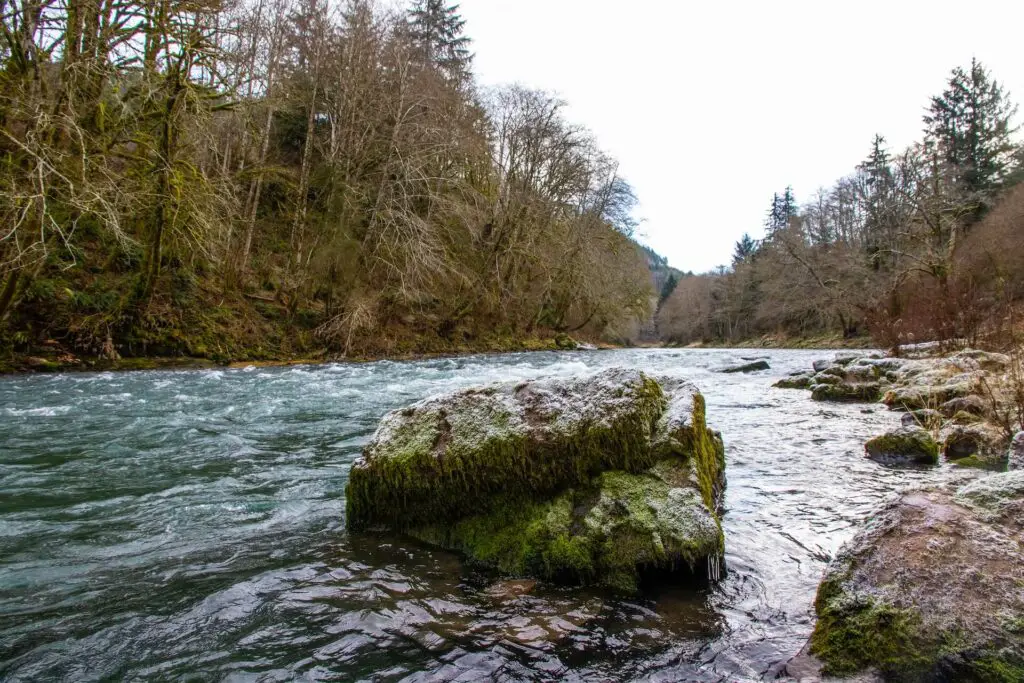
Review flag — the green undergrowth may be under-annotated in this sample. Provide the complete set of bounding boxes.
[1,261,599,373]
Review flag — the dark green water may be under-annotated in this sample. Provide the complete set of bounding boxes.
[0,350,932,681]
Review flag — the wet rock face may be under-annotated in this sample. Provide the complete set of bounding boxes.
[864,427,939,466]
[345,368,726,593]
[810,478,1024,680]
[1010,432,1024,471]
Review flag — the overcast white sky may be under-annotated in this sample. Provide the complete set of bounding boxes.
[458,0,1024,273]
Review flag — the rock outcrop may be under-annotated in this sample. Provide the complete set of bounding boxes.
[809,475,1024,680]
[792,348,1019,469]
[345,368,726,593]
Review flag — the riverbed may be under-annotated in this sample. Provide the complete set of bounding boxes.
[0,349,933,681]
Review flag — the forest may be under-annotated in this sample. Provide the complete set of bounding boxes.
[657,59,1024,350]
[0,0,656,366]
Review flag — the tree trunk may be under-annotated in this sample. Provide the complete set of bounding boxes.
[0,271,20,322]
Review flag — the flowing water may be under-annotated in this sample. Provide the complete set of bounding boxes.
[0,349,937,681]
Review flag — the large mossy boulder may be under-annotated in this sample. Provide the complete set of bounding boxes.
[345,369,726,592]
[810,479,1024,680]
[864,427,939,466]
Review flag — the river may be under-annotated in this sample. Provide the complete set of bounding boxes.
[0,349,934,681]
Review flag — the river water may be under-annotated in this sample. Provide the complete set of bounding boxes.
[0,349,936,681]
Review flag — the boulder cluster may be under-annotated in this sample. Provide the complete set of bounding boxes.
[776,348,1019,470]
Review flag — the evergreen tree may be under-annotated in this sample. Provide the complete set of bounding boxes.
[924,59,1019,200]
[765,187,796,235]
[658,273,679,307]
[732,233,757,266]
[408,0,473,82]
[858,135,894,267]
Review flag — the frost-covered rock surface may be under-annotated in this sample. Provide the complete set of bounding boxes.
[808,476,1024,680]
[345,368,726,593]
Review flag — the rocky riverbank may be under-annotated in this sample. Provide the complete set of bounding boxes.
[779,346,1024,681]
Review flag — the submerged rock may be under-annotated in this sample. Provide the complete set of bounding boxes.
[864,427,939,466]
[720,359,770,374]
[810,479,1024,680]
[346,368,726,593]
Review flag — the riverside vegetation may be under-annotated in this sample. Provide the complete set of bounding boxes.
[0,0,657,372]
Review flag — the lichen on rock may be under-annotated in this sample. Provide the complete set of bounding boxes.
[345,368,726,593]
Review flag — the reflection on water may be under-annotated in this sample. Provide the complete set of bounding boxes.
[0,349,937,680]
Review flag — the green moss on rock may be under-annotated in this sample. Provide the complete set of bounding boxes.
[409,459,723,593]
[810,485,1024,680]
[864,427,939,466]
[346,369,726,592]
[346,369,668,531]
[811,575,935,678]
[774,372,814,389]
